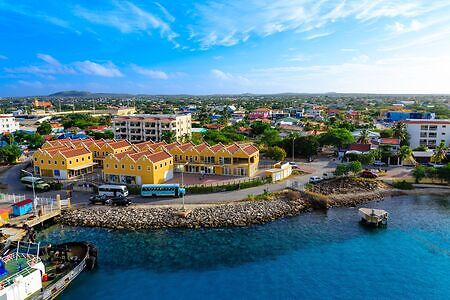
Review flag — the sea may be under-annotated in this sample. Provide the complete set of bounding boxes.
[38,194,450,300]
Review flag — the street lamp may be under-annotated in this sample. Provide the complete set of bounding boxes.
[292,136,296,162]
[21,169,36,212]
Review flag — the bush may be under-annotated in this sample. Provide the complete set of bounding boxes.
[392,180,413,190]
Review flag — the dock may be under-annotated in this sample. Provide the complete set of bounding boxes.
[358,208,388,227]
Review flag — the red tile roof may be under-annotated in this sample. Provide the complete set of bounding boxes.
[60,147,91,158]
[380,138,400,145]
[403,119,450,125]
[348,143,371,152]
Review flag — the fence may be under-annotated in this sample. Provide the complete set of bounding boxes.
[186,175,266,189]
[0,193,26,204]
[286,180,305,191]
[35,196,70,214]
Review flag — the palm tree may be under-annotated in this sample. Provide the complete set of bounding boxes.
[431,141,446,164]
[392,122,408,145]
[357,129,369,143]
[398,145,412,165]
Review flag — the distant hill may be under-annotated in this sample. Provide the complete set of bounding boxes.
[48,90,133,97]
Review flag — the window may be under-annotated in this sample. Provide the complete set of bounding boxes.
[122,165,125,169]
[82,157,85,161]
[62,161,65,165]
[48,160,51,164]
[76,159,79,163]
[147,166,151,171]
[155,166,158,170]
[69,160,72,164]
[55,161,57,165]
[138,165,142,170]
[130,165,134,170]
[106,164,109,168]
[114,164,118,169]
[160,164,163,168]
[165,162,167,166]
[34,158,37,162]
[420,125,428,130]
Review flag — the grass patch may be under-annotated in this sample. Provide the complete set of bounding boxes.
[392,180,413,190]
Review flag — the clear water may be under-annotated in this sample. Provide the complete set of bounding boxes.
[38,195,450,300]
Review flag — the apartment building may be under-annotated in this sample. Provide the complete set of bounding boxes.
[103,149,173,185]
[32,145,94,179]
[405,119,450,149]
[112,114,191,142]
[0,115,19,134]
[43,138,132,166]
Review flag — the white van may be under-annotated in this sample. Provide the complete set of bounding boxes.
[97,185,129,197]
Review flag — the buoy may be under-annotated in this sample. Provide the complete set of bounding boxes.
[42,274,48,282]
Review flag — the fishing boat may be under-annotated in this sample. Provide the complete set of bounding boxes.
[0,241,97,300]
[358,208,389,227]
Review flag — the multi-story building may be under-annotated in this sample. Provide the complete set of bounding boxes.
[112,114,191,142]
[103,149,173,185]
[32,145,94,179]
[0,115,19,134]
[42,138,132,167]
[405,119,450,149]
[386,111,435,122]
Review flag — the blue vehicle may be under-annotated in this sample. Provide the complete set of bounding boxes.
[141,184,186,198]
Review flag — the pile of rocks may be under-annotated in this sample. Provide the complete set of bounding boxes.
[60,195,308,230]
[310,177,386,195]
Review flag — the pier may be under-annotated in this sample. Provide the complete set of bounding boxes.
[358,208,389,227]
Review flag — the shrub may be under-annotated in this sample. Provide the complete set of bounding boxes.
[392,180,413,190]
[186,177,270,194]
[285,190,301,201]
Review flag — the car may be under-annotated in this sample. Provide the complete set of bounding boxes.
[109,196,132,207]
[373,161,387,167]
[360,170,378,178]
[288,162,297,166]
[309,176,324,184]
[89,194,109,205]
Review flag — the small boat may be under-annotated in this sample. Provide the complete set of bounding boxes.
[0,241,97,300]
[358,208,389,227]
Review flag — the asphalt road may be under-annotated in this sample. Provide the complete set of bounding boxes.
[0,157,337,207]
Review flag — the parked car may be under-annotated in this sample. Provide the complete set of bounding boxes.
[360,170,378,178]
[89,194,110,205]
[373,161,387,167]
[288,162,297,166]
[309,176,324,184]
[109,196,132,207]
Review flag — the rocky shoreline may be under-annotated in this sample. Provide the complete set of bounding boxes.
[60,195,309,230]
[59,183,407,230]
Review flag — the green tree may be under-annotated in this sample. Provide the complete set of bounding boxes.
[348,161,362,174]
[266,146,287,161]
[392,122,409,146]
[161,130,177,143]
[27,133,45,149]
[250,121,271,136]
[37,121,52,135]
[319,128,355,148]
[412,165,426,183]
[398,145,412,163]
[260,128,281,147]
[431,141,446,164]
[0,144,22,164]
[379,128,393,138]
[357,129,369,144]
[334,163,349,176]
[437,163,450,183]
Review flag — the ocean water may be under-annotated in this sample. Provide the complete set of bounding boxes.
[38,195,450,300]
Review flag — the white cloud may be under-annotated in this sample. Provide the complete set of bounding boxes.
[132,65,169,79]
[304,31,334,40]
[211,69,234,80]
[211,69,250,85]
[351,54,369,63]
[37,53,61,66]
[74,1,179,45]
[188,0,449,49]
[75,61,123,77]
[387,20,424,33]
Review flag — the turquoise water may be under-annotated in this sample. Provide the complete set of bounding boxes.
[38,195,450,300]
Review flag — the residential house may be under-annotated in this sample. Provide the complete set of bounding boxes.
[249,108,272,120]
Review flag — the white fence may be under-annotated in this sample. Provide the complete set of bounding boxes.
[0,193,26,204]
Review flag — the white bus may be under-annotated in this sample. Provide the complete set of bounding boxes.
[97,185,129,197]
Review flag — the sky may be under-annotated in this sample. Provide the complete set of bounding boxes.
[2,0,450,96]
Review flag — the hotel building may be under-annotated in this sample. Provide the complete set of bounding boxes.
[405,119,450,149]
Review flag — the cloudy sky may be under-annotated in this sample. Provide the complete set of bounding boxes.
[1,0,450,96]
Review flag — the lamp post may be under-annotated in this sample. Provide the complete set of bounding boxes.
[21,169,36,212]
[292,136,296,162]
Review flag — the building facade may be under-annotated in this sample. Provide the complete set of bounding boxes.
[0,115,19,134]
[386,111,435,122]
[32,146,94,179]
[405,119,450,149]
[112,114,191,142]
[103,149,173,185]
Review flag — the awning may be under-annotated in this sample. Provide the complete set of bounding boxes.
[67,162,96,170]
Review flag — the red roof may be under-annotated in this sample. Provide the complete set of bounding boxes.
[380,138,400,145]
[403,120,450,125]
[348,143,371,152]
[13,199,33,207]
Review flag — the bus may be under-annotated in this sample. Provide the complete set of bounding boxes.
[98,185,129,197]
[20,176,50,191]
[141,184,186,198]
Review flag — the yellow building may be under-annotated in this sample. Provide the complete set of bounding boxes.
[32,145,94,179]
[103,149,173,185]
[265,162,292,182]
[130,140,260,177]
[43,138,132,167]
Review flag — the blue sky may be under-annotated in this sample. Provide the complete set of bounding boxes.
[2,0,450,96]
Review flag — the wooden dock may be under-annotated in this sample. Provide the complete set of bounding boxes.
[358,208,388,227]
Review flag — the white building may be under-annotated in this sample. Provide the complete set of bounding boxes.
[405,119,450,149]
[112,114,192,142]
[0,115,19,134]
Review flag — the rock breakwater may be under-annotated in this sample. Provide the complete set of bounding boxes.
[60,195,308,230]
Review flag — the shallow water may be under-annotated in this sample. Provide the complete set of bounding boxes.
[38,195,450,299]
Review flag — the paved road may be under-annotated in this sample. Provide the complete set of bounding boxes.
[0,157,337,207]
